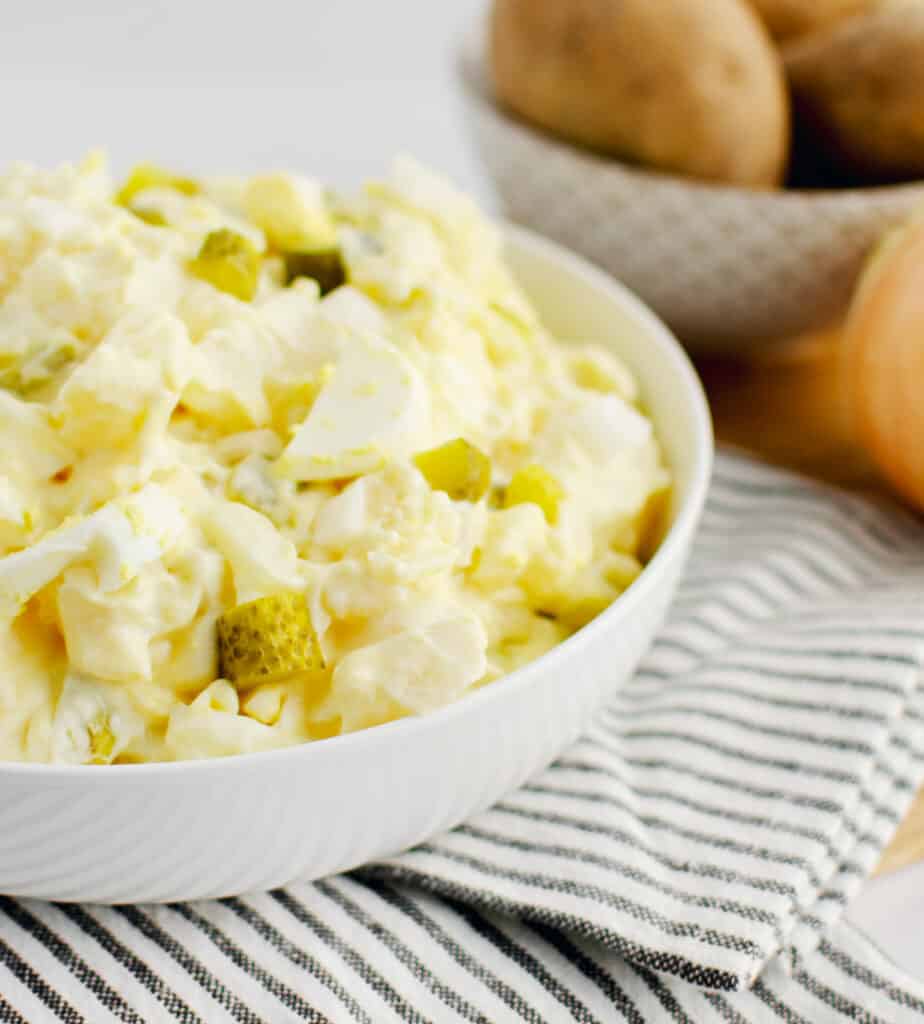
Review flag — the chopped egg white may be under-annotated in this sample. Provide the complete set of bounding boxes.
[0,153,669,764]
[279,335,430,481]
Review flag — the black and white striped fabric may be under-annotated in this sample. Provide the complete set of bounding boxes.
[3,450,924,1022]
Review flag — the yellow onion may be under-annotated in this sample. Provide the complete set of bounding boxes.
[843,218,924,510]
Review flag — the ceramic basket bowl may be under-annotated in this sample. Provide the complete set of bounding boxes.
[460,44,924,354]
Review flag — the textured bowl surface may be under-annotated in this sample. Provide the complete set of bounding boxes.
[461,45,924,353]
[0,227,712,904]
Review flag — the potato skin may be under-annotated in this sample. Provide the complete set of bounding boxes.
[489,0,790,189]
[786,5,924,183]
[747,0,878,41]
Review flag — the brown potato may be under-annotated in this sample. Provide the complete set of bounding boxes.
[489,0,790,189]
[747,0,879,41]
[786,3,924,183]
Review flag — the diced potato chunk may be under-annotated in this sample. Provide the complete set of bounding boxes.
[244,173,337,251]
[504,464,565,524]
[413,438,491,502]
[241,683,287,726]
[530,551,643,629]
[189,229,262,301]
[306,715,342,741]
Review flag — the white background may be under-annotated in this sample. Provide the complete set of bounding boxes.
[3,0,922,980]
[4,0,490,201]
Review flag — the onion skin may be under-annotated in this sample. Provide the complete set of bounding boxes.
[843,220,924,510]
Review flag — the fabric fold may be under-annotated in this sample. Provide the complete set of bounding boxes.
[368,452,924,990]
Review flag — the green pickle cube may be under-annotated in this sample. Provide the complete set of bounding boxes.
[189,229,262,301]
[88,715,116,764]
[115,163,199,206]
[283,249,346,295]
[217,592,324,689]
[413,438,492,502]
[504,464,565,525]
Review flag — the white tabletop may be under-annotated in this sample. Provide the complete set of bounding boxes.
[5,0,923,981]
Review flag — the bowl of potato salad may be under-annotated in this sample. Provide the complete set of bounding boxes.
[0,154,711,900]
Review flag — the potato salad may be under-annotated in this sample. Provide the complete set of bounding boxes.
[0,154,668,763]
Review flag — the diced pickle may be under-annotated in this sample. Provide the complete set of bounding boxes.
[413,438,491,502]
[283,249,346,295]
[217,592,324,689]
[132,207,167,227]
[88,715,116,764]
[189,229,262,301]
[115,163,199,206]
[504,465,565,525]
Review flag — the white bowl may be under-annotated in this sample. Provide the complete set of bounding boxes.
[0,227,712,903]
[460,43,924,353]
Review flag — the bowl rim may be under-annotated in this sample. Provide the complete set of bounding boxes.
[0,224,713,780]
[460,30,924,203]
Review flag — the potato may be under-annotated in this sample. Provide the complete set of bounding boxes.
[746,0,880,41]
[489,0,789,188]
[785,4,924,183]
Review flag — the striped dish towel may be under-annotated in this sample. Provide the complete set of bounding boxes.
[3,450,924,1023]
